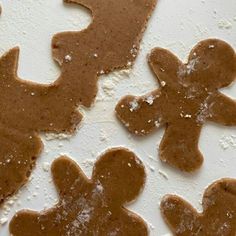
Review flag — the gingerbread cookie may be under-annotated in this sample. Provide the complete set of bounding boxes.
[0,0,157,205]
[161,178,236,236]
[116,39,236,172]
[10,148,147,236]
[52,0,157,107]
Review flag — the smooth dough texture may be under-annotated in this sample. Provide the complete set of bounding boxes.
[0,48,82,204]
[116,39,236,172]
[161,179,236,236]
[10,148,147,236]
[0,0,157,205]
[52,0,158,107]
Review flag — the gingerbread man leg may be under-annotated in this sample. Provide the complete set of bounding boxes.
[160,120,203,172]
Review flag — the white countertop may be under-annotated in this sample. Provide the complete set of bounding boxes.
[0,0,236,235]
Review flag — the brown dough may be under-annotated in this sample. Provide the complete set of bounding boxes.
[10,148,147,236]
[161,178,236,236]
[52,0,157,107]
[0,0,156,205]
[116,39,236,172]
[0,48,81,204]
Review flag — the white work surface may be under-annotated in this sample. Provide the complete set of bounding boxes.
[0,0,236,235]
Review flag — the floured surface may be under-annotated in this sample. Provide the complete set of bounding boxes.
[0,0,236,235]
[10,149,147,236]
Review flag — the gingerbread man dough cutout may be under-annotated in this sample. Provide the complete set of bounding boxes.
[161,178,236,236]
[116,39,236,172]
[0,0,157,205]
[10,148,147,236]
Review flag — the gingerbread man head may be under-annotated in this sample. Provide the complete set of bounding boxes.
[10,148,147,236]
[161,179,236,235]
[149,39,236,91]
[116,39,236,172]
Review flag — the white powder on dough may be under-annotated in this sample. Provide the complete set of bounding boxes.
[129,99,139,112]
[178,58,199,78]
[144,94,155,105]
[65,54,72,62]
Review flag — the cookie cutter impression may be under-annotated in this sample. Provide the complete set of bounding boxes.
[0,0,157,206]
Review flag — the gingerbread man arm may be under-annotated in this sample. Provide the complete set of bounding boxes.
[115,48,182,136]
[10,209,44,236]
[51,156,89,197]
[115,91,165,135]
[9,157,89,236]
[148,47,183,86]
[207,92,236,126]
[161,195,199,236]
[160,120,203,172]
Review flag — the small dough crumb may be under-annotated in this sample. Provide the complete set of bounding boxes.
[42,162,50,172]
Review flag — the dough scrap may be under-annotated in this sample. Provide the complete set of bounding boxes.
[0,0,157,204]
[0,48,81,204]
[10,148,147,236]
[161,178,236,236]
[52,0,157,107]
[116,39,236,172]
